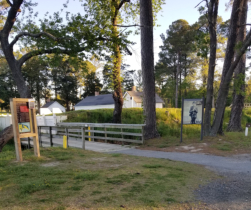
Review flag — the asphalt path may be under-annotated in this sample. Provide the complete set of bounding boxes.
[113,149,251,174]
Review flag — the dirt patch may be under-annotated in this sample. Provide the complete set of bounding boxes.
[41,162,60,167]
[138,142,251,157]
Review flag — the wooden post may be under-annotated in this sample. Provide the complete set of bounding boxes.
[10,99,23,162]
[121,128,124,146]
[88,126,91,141]
[49,126,53,147]
[82,127,85,150]
[31,105,40,157]
[142,126,144,144]
[65,128,69,147]
[105,127,107,143]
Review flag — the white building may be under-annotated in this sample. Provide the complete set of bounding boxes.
[74,87,164,111]
[123,87,164,108]
[40,101,66,115]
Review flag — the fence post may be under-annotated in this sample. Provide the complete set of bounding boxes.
[49,126,53,147]
[105,127,107,143]
[28,137,31,149]
[91,127,94,141]
[142,126,144,144]
[121,128,124,146]
[82,127,85,150]
[65,128,69,147]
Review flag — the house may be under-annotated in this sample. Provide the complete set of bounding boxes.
[74,88,164,111]
[123,86,164,108]
[74,93,114,110]
[40,101,66,115]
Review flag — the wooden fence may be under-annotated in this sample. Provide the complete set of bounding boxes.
[38,122,145,149]
[244,103,251,108]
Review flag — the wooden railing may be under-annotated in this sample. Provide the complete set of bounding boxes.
[36,123,145,150]
[244,103,251,108]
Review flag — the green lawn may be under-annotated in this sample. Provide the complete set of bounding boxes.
[0,142,217,209]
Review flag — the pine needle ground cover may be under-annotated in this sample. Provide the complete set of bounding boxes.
[0,141,217,210]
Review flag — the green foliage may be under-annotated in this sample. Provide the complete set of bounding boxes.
[82,72,102,98]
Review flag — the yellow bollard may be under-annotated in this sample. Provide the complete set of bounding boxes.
[63,135,67,149]
[88,126,91,141]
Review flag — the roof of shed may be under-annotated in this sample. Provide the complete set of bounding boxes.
[127,91,164,103]
[75,94,114,106]
[41,101,56,108]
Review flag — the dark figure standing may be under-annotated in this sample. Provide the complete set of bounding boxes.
[189,101,198,124]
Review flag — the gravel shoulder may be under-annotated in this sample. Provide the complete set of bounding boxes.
[113,149,251,209]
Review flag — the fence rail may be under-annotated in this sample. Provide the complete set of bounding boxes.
[244,103,251,108]
[38,122,145,149]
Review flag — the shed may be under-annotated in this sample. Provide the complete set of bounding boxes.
[40,101,66,115]
[123,87,164,108]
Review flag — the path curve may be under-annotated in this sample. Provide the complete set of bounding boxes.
[114,149,251,173]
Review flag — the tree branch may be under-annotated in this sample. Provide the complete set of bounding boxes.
[113,24,143,28]
[6,0,13,7]
[10,31,58,48]
[118,0,130,11]
[195,0,206,8]
[17,47,86,67]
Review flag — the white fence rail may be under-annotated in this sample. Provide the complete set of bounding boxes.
[0,114,12,130]
[0,114,67,131]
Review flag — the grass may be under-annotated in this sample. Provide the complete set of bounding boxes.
[141,131,251,156]
[0,141,218,209]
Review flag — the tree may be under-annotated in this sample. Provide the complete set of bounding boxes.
[210,0,251,136]
[159,19,194,108]
[22,56,50,114]
[227,0,248,131]
[84,0,164,123]
[140,0,159,139]
[197,0,219,136]
[0,0,106,98]
[82,72,103,98]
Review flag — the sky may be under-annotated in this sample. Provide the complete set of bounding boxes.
[23,0,236,70]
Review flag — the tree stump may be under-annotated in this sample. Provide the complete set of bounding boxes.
[0,125,14,152]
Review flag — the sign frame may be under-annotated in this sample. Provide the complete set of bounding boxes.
[180,97,204,143]
[10,98,40,162]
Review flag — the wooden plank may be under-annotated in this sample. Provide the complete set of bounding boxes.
[10,99,23,162]
[86,135,143,144]
[58,122,145,129]
[86,130,142,136]
[19,133,37,138]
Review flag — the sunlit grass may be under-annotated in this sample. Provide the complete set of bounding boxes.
[0,141,217,209]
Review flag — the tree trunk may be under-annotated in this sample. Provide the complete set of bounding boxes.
[112,7,123,124]
[0,28,31,98]
[0,125,13,152]
[204,0,219,136]
[175,58,180,108]
[210,0,245,136]
[227,0,247,132]
[140,0,159,139]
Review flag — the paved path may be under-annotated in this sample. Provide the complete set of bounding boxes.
[113,149,251,174]
[21,136,134,153]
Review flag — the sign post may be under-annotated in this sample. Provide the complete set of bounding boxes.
[10,98,40,162]
[180,98,204,143]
